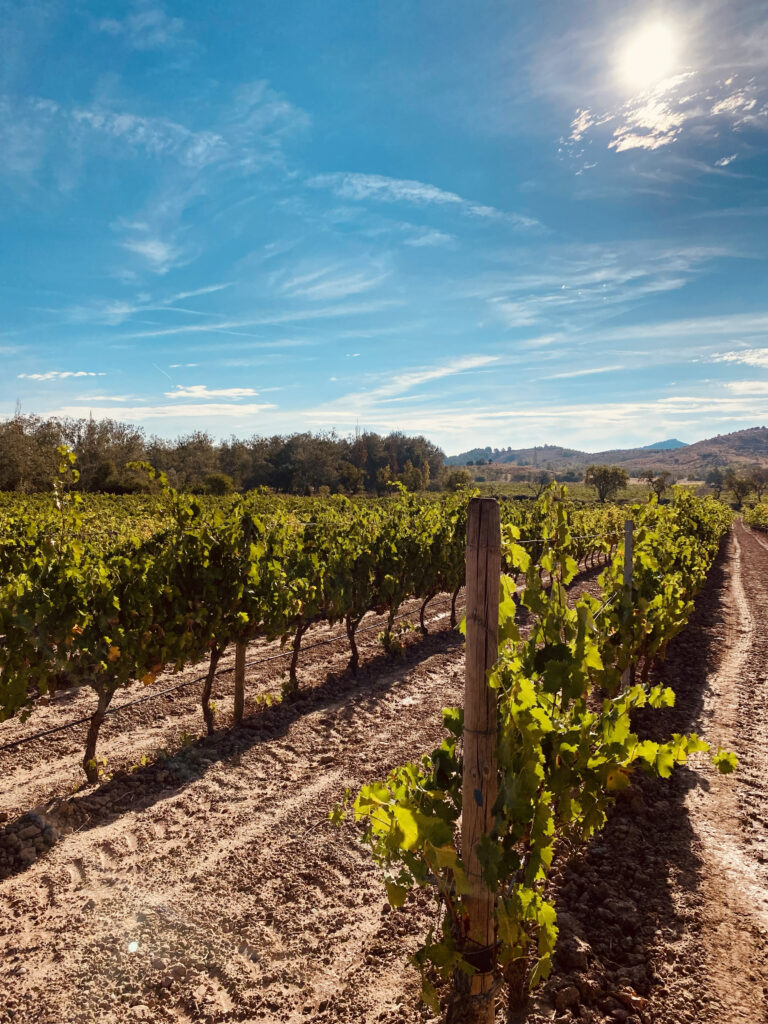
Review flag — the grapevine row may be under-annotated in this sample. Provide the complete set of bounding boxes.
[342,489,735,1018]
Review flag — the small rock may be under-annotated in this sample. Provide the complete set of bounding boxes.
[18,824,42,841]
[558,935,592,971]
[318,754,335,766]
[169,963,187,980]
[555,985,580,1012]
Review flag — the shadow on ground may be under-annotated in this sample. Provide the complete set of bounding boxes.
[0,620,465,880]
[538,538,731,1024]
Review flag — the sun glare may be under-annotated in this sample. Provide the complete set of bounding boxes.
[618,20,679,91]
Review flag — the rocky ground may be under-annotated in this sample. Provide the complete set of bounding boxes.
[0,533,767,1023]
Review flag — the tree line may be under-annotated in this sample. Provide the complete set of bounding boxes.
[0,413,447,495]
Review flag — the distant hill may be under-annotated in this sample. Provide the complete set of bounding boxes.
[446,427,768,478]
[642,438,687,451]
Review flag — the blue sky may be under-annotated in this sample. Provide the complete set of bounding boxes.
[2,0,768,454]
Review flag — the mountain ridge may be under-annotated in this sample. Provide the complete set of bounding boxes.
[444,427,768,476]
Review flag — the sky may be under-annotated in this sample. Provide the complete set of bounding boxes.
[2,0,768,455]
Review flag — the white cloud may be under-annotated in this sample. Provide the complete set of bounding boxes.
[46,403,276,420]
[711,91,757,116]
[308,172,539,228]
[565,64,768,165]
[540,365,624,380]
[96,5,185,51]
[404,228,456,248]
[168,283,233,302]
[609,313,768,342]
[17,370,105,381]
[123,299,401,337]
[165,385,259,399]
[0,81,307,191]
[379,355,498,397]
[71,108,226,168]
[280,265,389,301]
[714,347,768,368]
[120,237,186,274]
[309,355,499,421]
[609,95,686,153]
[479,243,723,332]
[725,380,768,394]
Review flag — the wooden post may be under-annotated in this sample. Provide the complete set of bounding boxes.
[621,520,633,688]
[458,497,500,1023]
[234,640,246,725]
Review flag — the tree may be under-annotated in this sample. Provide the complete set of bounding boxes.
[724,468,752,509]
[643,469,673,500]
[444,468,473,492]
[584,464,628,503]
[205,473,235,495]
[748,465,768,502]
[525,469,553,499]
[706,467,725,499]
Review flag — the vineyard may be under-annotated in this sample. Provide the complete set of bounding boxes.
[1,464,767,1024]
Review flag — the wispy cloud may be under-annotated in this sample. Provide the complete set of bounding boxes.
[122,299,401,337]
[540,364,624,380]
[478,243,724,332]
[607,312,768,342]
[17,370,105,382]
[279,263,389,301]
[164,385,259,399]
[60,281,234,325]
[404,228,456,248]
[46,403,276,421]
[71,107,226,167]
[714,347,768,368]
[375,355,498,398]
[307,172,539,229]
[0,81,308,191]
[120,237,187,274]
[567,71,768,163]
[95,4,186,51]
[725,380,768,394]
[306,355,499,422]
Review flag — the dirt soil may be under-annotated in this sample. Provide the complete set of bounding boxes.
[1,536,767,1024]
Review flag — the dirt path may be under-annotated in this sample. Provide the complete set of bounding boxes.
[530,522,768,1024]
[1,536,768,1024]
[685,521,768,1020]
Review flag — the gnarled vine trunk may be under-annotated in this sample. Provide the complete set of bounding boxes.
[83,686,113,783]
[346,613,363,675]
[201,645,222,735]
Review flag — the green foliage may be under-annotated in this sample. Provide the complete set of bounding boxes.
[340,488,733,1005]
[744,502,768,531]
[584,464,629,502]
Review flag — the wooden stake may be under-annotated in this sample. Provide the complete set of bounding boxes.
[621,520,633,689]
[459,497,500,1023]
[234,640,246,725]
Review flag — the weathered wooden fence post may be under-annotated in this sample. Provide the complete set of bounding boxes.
[234,640,246,725]
[457,497,501,1023]
[621,520,633,688]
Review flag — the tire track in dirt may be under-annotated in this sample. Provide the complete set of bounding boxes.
[0,630,467,1024]
[0,565,609,1024]
[680,522,768,1022]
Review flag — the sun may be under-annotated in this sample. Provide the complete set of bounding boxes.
[617,20,679,91]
